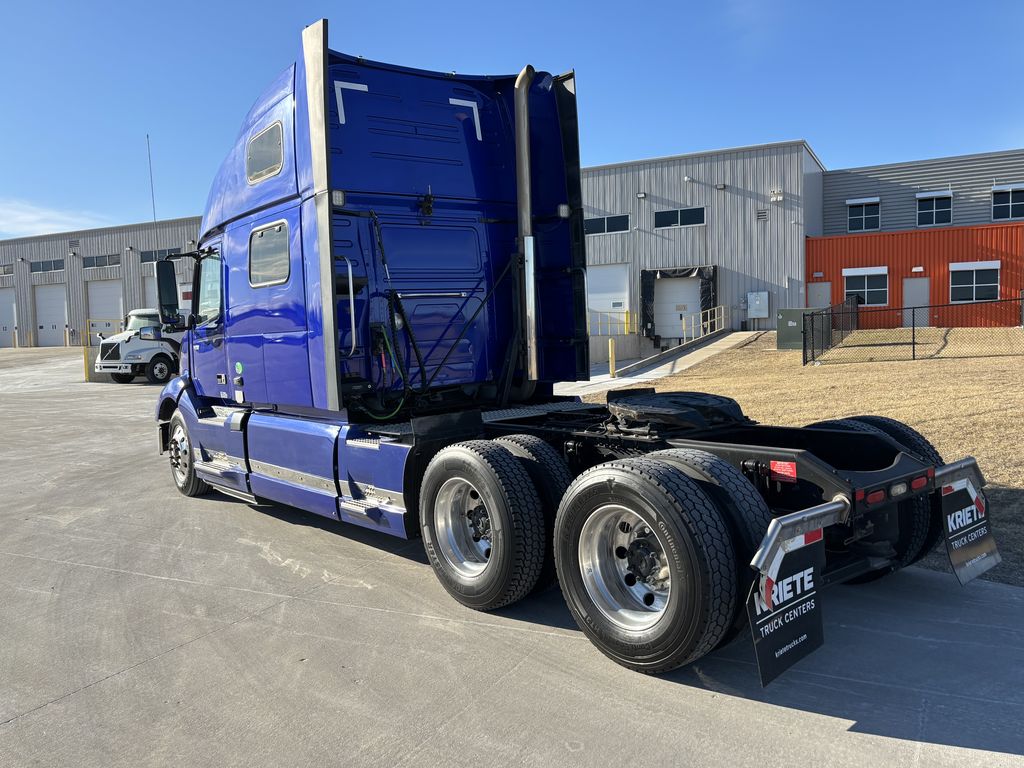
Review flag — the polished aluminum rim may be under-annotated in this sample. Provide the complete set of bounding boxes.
[434,477,492,579]
[169,423,190,486]
[153,361,169,380]
[578,504,671,632]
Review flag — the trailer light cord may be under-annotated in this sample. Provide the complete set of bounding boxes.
[369,210,429,394]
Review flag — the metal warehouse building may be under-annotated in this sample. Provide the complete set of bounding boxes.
[0,217,199,347]
[582,141,824,360]
[2,145,1022,358]
[583,143,1024,361]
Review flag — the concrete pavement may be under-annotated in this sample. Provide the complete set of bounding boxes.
[1,348,1022,767]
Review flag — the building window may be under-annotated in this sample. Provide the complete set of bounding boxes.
[83,254,122,269]
[249,222,290,287]
[29,259,64,273]
[847,202,880,232]
[0,264,12,276]
[843,269,888,306]
[583,214,630,235]
[246,121,284,184]
[654,207,705,229]
[992,188,1024,220]
[950,262,1000,303]
[140,247,182,263]
[917,195,951,227]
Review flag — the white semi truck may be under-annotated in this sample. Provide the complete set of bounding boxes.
[95,308,183,384]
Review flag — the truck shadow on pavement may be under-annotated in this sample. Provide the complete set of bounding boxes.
[667,568,1024,757]
[233,497,1024,755]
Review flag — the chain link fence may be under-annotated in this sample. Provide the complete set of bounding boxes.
[803,296,1024,365]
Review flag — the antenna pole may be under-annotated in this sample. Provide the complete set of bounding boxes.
[146,134,157,222]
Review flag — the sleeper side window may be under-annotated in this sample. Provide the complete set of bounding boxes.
[246,122,283,184]
[249,222,290,287]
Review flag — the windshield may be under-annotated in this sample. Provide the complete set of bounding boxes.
[126,314,160,332]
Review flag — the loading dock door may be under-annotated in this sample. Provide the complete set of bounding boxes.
[34,284,68,346]
[653,276,701,342]
[0,287,16,347]
[902,277,930,328]
[87,279,124,340]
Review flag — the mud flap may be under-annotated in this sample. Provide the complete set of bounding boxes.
[746,534,826,687]
[941,478,1001,585]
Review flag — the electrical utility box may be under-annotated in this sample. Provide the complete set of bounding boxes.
[746,291,769,319]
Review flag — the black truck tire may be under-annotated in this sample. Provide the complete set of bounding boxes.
[847,415,945,564]
[420,440,546,611]
[493,434,573,591]
[554,457,737,674]
[168,411,211,497]
[651,448,774,646]
[146,354,175,385]
[111,373,135,384]
[807,417,931,578]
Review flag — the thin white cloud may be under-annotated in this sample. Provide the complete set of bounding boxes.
[0,198,113,239]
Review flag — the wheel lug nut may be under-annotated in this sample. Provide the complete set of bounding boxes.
[624,573,637,587]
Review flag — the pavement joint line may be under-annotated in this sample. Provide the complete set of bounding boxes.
[0,554,373,729]
[0,549,584,642]
[391,646,540,768]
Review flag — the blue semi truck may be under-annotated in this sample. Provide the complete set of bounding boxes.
[153,20,996,679]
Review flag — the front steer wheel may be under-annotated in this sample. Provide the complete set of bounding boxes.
[167,411,210,497]
[110,373,135,384]
[554,458,738,674]
[420,441,546,611]
[146,354,175,385]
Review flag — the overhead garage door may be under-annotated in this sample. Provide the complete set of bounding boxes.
[653,276,701,342]
[0,287,16,348]
[143,276,158,309]
[34,284,67,347]
[87,279,124,341]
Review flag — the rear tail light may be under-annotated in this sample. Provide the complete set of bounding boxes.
[866,489,887,504]
[890,482,908,497]
[911,475,929,490]
[855,488,866,502]
[926,467,935,479]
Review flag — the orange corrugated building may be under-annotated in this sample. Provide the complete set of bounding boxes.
[806,222,1024,328]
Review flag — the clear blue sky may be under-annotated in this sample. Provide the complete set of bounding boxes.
[1,0,1021,238]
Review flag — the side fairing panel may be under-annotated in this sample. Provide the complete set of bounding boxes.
[246,413,343,520]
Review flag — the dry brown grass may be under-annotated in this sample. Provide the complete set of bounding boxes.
[587,331,1024,586]
[816,326,1024,363]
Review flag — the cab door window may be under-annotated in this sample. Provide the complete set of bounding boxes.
[195,254,223,326]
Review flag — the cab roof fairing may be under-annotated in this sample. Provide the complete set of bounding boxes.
[199,64,303,242]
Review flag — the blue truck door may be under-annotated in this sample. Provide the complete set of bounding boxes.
[190,244,229,401]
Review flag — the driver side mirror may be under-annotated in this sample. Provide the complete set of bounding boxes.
[140,326,162,341]
[155,260,180,326]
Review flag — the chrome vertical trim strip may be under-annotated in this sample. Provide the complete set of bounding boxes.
[514,65,538,381]
[302,19,340,410]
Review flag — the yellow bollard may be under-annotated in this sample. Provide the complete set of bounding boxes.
[608,337,616,378]
[83,345,91,382]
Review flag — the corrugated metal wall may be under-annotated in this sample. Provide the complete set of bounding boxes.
[582,142,823,331]
[806,222,1024,326]
[0,217,200,346]
[822,149,1024,236]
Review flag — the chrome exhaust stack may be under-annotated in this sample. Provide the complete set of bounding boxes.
[514,64,539,381]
